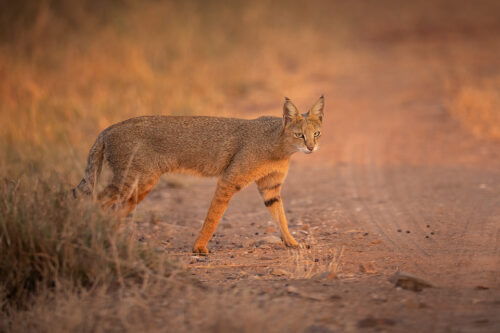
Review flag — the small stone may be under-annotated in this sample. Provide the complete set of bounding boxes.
[397,229,402,232]
[314,258,319,262]
[430,232,435,235]
[389,271,433,292]
[475,285,489,290]
[256,235,283,246]
[406,230,410,234]
[426,224,430,228]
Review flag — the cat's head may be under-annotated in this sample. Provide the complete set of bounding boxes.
[282,96,324,154]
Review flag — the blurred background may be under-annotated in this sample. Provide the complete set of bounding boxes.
[1,0,499,178]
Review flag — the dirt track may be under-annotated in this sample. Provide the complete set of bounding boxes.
[133,43,500,331]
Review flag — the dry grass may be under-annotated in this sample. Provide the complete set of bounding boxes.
[0,175,179,304]
[0,174,187,332]
[285,231,344,279]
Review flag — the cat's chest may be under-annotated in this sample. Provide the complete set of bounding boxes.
[248,159,290,180]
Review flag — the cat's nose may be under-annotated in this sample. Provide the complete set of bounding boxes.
[307,146,314,151]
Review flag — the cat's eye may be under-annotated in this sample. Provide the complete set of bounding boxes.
[294,133,304,138]
[314,131,321,137]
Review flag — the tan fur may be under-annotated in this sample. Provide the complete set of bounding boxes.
[74,96,324,254]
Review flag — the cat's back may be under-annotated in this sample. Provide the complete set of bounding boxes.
[104,115,245,134]
[102,115,281,143]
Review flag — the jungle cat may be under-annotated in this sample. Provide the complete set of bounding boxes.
[74,96,324,255]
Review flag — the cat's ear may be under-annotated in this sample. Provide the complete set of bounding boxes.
[283,97,301,126]
[308,95,324,122]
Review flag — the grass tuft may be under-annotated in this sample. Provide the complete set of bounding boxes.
[0,176,178,307]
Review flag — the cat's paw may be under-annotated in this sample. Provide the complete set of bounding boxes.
[284,238,299,248]
[192,245,209,256]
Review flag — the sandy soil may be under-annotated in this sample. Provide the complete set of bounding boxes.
[131,41,500,332]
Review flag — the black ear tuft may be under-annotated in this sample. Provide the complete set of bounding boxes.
[309,95,324,121]
[282,97,300,126]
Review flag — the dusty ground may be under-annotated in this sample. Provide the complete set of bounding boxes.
[124,38,500,332]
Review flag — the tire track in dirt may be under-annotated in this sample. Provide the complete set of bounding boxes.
[455,191,500,287]
[379,106,499,287]
[367,153,431,257]
[367,173,433,282]
[342,142,399,250]
[358,156,432,274]
[338,111,433,271]
[383,165,483,281]
[343,144,433,271]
